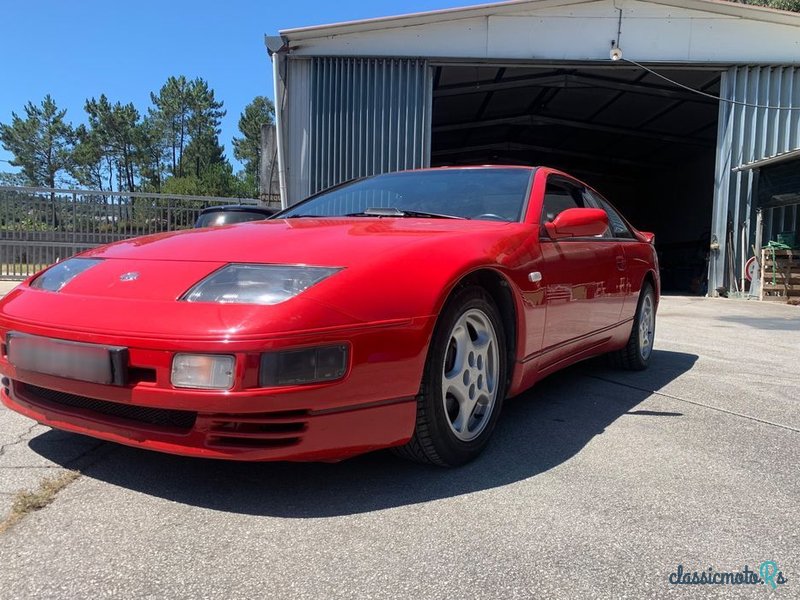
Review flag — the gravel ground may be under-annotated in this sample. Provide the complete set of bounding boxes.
[0,295,798,599]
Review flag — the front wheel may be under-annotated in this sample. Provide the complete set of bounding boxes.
[394,286,508,467]
[611,281,656,370]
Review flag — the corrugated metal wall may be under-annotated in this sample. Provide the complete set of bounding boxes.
[283,58,312,205]
[711,66,800,293]
[306,57,432,198]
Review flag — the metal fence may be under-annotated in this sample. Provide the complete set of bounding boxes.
[0,186,258,280]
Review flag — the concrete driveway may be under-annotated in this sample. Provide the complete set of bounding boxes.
[0,294,797,599]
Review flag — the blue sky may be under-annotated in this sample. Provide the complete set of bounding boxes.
[0,0,471,174]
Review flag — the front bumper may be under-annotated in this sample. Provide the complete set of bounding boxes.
[0,317,433,461]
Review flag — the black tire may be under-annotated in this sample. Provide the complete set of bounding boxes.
[393,286,508,467]
[610,281,656,371]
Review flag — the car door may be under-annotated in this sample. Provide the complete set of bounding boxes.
[581,188,629,327]
[584,189,642,321]
[537,176,623,367]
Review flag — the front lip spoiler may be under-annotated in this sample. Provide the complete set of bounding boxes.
[1,384,418,462]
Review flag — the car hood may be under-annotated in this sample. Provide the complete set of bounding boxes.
[83,217,514,265]
[0,218,522,340]
[69,217,514,303]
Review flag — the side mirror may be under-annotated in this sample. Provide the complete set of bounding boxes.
[545,208,609,239]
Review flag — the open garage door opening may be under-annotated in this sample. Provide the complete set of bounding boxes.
[430,64,722,294]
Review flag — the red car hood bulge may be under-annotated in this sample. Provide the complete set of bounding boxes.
[68,218,515,301]
[0,218,516,341]
[85,217,512,264]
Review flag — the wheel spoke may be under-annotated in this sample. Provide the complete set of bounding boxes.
[455,396,477,434]
[441,307,501,442]
[638,294,654,360]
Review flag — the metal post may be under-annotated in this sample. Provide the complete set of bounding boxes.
[272,52,289,209]
[752,208,764,298]
[259,124,279,208]
[740,223,746,295]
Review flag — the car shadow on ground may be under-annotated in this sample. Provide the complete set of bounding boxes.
[29,349,697,518]
[715,315,800,331]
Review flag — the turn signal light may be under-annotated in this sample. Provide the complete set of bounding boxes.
[171,354,235,390]
[260,345,348,387]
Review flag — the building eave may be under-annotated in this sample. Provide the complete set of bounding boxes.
[279,0,800,42]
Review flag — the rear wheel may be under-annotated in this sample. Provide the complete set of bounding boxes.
[394,286,507,466]
[611,281,656,370]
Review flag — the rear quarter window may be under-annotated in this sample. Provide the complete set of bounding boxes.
[584,190,635,239]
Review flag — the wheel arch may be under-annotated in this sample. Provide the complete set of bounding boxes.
[434,267,522,385]
[642,269,660,306]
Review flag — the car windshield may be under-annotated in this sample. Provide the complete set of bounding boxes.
[195,210,270,228]
[279,168,533,222]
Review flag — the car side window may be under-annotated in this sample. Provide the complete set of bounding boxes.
[540,179,584,224]
[583,189,634,239]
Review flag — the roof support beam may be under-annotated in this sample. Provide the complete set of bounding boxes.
[431,142,668,170]
[635,74,721,129]
[473,67,507,122]
[433,114,715,147]
[433,70,717,105]
[585,71,648,122]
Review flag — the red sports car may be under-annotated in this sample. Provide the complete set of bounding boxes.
[0,167,658,466]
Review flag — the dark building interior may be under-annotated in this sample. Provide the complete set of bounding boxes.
[430,64,723,293]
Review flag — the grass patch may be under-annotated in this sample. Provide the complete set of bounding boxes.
[0,470,80,534]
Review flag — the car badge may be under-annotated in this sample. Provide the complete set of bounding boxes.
[119,271,140,282]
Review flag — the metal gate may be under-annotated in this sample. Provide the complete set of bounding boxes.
[0,186,256,280]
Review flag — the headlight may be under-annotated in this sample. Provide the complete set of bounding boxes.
[30,258,103,292]
[181,264,341,305]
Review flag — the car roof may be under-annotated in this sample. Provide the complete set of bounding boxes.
[405,165,537,172]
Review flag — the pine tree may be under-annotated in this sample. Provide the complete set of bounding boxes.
[149,76,192,178]
[232,96,275,186]
[0,95,74,187]
[186,78,226,178]
[84,95,141,192]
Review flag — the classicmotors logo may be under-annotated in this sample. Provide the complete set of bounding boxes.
[669,562,788,590]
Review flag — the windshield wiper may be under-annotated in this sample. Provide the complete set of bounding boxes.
[345,207,466,219]
[281,213,326,218]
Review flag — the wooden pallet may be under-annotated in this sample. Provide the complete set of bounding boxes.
[761,248,800,302]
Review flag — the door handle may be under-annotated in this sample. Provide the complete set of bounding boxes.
[615,256,626,271]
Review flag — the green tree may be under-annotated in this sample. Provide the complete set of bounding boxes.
[185,78,226,178]
[84,95,141,191]
[232,96,275,186]
[162,163,241,198]
[135,115,168,192]
[70,124,106,190]
[183,131,226,179]
[0,171,28,186]
[0,95,74,187]
[149,75,192,178]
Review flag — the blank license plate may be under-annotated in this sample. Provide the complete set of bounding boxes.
[7,332,128,385]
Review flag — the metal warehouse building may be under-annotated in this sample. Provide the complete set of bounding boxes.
[268,0,800,295]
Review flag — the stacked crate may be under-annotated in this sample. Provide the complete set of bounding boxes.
[761,248,800,303]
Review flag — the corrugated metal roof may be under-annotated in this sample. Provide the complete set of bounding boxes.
[280,0,800,40]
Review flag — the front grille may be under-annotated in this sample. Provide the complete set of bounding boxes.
[19,383,197,432]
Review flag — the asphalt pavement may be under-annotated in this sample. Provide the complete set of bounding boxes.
[0,295,798,599]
